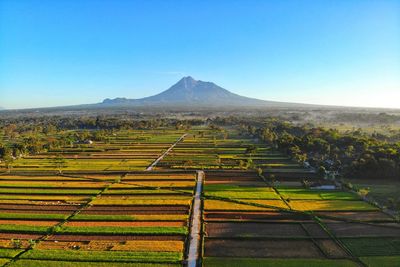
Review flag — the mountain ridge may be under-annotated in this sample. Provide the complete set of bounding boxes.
[100,76,293,107]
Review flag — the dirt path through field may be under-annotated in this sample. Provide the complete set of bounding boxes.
[146,133,187,171]
[187,170,204,267]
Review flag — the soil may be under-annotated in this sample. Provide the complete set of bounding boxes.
[0,233,43,239]
[324,222,400,237]
[301,223,330,238]
[205,211,310,221]
[315,239,350,259]
[315,211,394,221]
[206,222,307,238]
[204,238,323,258]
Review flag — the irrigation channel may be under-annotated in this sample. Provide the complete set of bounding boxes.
[187,170,204,267]
[145,133,188,171]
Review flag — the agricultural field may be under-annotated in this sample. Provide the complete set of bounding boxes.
[0,127,398,266]
[202,170,399,267]
[159,129,306,172]
[1,130,185,172]
[0,172,195,266]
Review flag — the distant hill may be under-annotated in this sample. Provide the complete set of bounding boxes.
[99,76,299,108]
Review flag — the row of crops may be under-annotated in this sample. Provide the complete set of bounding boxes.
[0,127,398,266]
[159,129,304,171]
[3,130,186,172]
[201,171,400,267]
[0,172,196,266]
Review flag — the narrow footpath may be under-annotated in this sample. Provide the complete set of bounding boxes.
[146,133,187,171]
[187,170,204,267]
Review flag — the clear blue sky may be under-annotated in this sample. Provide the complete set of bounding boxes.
[1,0,399,109]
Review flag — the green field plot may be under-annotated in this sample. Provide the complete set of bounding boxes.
[0,213,68,220]
[360,256,400,267]
[103,189,192,195]
[90,198,192,206]
[0,224,51,234]
[0,248,24,258]
[277,188,359,200]
[341,237,400,257]
[204,184,280,199]
[9,260,180,267]
[71,214,188,221]
[19,250,182,263]
[0,259,10,265]
[0,188,101,195]
[204,199,273,211]
[56,226,188,235]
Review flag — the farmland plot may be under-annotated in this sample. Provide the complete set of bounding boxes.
[0,127,399,267]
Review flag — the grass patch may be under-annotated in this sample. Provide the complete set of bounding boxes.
[9,260,180,267]
[111,240,184,252]
[0,224,51,234]
[204,200,270,211]
[341,237,400,256]
[360,256,400,267]
[19,250,182,263]
[204,185,279,199]
[0,259,10,265]
[0,213,68,220]
[0,248,24,258]
[56,226,188,235]
[91,199,191,205]
[71,214,188,221]
[277,189,358,200]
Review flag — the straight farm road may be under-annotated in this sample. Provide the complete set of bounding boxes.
[145,133,187,171]
[187,170,204,267]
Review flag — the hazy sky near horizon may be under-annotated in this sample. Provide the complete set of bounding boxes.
[0,0,399,109]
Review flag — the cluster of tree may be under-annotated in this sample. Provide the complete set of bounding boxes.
[244,118,400,181]
[333,112,400,124]
[0,115,205,163]
[0,115,204,132]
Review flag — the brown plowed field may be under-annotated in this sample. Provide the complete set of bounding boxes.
[0,233,43,239]
[325,222,400,237]
[204,211,310,221]
[315,211,394,221]
[301,223,330,238]
[206,222,307,237]
[315,239,349,258]
[204,238,323,258]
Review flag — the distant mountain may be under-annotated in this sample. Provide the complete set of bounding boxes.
[100,76,297,108]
